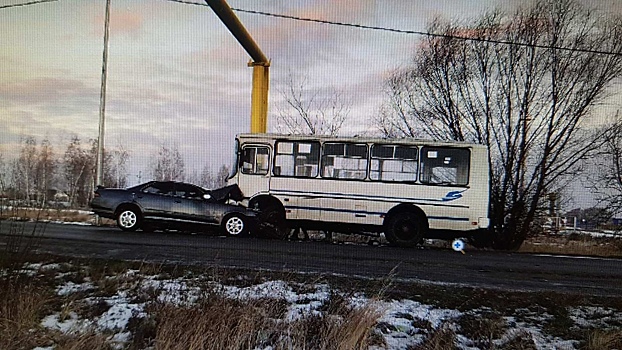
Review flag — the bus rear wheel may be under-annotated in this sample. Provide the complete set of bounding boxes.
[384,212,426,247]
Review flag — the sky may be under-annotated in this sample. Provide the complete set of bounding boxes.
[1,0,621,193]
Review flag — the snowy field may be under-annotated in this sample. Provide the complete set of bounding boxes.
[12,261,620,350]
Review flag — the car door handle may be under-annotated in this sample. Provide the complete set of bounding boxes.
[174,200,181,203]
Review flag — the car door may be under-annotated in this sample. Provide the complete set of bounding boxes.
[134,182,175,219]
[170,183,219,224]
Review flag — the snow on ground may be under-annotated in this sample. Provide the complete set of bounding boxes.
[13,263,617,350]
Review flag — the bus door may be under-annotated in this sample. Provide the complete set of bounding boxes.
[237,144,271,201]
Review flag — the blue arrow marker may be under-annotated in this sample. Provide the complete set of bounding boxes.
[452,239,465,254]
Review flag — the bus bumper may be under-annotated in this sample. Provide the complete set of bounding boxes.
[478,217,490,229]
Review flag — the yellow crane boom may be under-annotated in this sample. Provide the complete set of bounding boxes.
[204,0,269,133]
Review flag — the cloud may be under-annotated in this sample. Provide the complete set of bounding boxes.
[91,4,145,38]
[0,77,91,104]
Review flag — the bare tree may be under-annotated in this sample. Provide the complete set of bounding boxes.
[103,145,130,188]
[0,152,7,196]
[379,0,622,249]
[151,145,185,181]
[274,73,351,136]
[191,164,230,189]
[34,138,56,204]
[12,136,38,202]
[63,136,95,207]
[591,113,622,217]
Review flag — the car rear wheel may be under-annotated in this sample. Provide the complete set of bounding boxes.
[223,214,248,236]
[117,208,141,231]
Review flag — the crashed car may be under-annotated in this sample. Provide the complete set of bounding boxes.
[90,181,256,236]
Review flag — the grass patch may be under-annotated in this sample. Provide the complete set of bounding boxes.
[584,329,622,350]
[1,254,621,350]
[414,323,457,350]
[520,234,622,258]
[0,206,100,224]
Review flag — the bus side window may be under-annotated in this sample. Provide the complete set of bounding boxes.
[274,141,319,177]
[420,147,470,186]
[321,143,368,180]
[240,146,270,175]
[370,144,418,182]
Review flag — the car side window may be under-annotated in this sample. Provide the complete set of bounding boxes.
[142,183,174,196]
[174,184,203,199]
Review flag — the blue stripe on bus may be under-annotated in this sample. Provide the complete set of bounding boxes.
[270,189,469,209]
[284,205,470,222]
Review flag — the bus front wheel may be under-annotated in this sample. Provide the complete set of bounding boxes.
[254,204,288,240]
[384,212,426,247]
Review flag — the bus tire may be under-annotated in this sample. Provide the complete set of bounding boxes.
[384,212,426,247]
[258,208,288,239]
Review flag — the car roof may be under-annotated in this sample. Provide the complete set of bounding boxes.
[127,181,206,191]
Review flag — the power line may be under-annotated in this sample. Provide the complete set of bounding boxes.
[0,0,57,10]
[164,0,622,57]
[233,8,622,57]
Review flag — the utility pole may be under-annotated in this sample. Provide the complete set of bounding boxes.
[96,0,111,188]
[96,0,111,226]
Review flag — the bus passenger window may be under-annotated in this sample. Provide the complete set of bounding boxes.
[240,146,270,175]
[321,142,368,180]
[274,141,320,177]
[420,147,470,186]
[370,144,418,182]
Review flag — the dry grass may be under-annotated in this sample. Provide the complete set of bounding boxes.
[413,323,457,350]
[520,233,622,258]
[139,289,383,350]
[584,329,622,350]
[0,218,60,349]
[152,300,270,350]
[286,302,384,350]
[458,311,506,349]
[0,279,54,350]
[44,331,111,350]
[499,330,537,350]
[1,206,92,223]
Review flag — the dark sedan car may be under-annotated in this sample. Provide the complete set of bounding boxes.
[90,181,257,236]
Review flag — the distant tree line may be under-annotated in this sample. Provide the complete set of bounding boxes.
[0,138,229,208]
[149,144,230,190]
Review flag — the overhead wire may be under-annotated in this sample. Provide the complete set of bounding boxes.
[0,0,57,10]
[165,0,622,57]
[6,0,620,57]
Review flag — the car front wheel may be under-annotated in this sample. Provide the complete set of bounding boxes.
[223,214,248,236]
[117,208,141,231]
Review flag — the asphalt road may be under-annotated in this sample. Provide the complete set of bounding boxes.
[1,221,621,296]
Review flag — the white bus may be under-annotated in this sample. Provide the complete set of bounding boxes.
[227,133,490,247]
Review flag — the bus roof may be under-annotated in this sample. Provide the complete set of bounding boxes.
[237,133,487,149]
